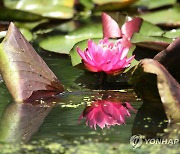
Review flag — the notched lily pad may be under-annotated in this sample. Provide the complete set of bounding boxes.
[130,59,180,122]
[0,23,64,103]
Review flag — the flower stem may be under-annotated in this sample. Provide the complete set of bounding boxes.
[99,72,107,89]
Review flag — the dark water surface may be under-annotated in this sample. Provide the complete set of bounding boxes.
[0,52,176,153]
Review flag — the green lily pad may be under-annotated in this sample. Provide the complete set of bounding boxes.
[163,29,180,38]
[19,28,33,41]
[134,0,176,9]
[15,19,48,30]
[39,23,103,54]
[4,0,75,19]
[93,0,136,11]
[139,20,164,36]
[131,33,172,51]
[0,7,42,21]
[139,6,180,26]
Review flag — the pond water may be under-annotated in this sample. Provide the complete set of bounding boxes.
[0,51,178,154]
[0,51,143,152]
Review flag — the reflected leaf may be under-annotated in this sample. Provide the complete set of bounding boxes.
[0,23,64,103]
[132,102,168,138]
[39,23,102,54]
[0,101,54,143]
[4,0,75,19]
[130,59,180,122]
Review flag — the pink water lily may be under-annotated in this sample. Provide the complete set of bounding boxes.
[77,38,135,74]
[79,100,136,129]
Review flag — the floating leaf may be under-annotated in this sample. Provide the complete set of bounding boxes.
[139,6,180,26]
[154,38,180,82]
[0,23,64,103]
[93,0,137,11]
[4,0,75,19]
[130,59,180,122]
[163,29,180,39]
[134,0,176,9]
[19,28,33,41]
[131,33,172,51]
[138,20,164,36]
[0,7,42,21]
[39,23,102,54]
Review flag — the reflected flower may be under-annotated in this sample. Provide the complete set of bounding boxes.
[77,38,134,75]
[79,100,136,129]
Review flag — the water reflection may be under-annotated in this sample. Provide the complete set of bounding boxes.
[132,102,169,139]
[79,99,136,129]
[0,101,55,143]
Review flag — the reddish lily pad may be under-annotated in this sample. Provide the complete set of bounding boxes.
[101,12,122,38]
[154,37,180,82]
[0,23,64,103]
[121,17,143,40]
[101,12,143,39]
[130,59,180,122]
